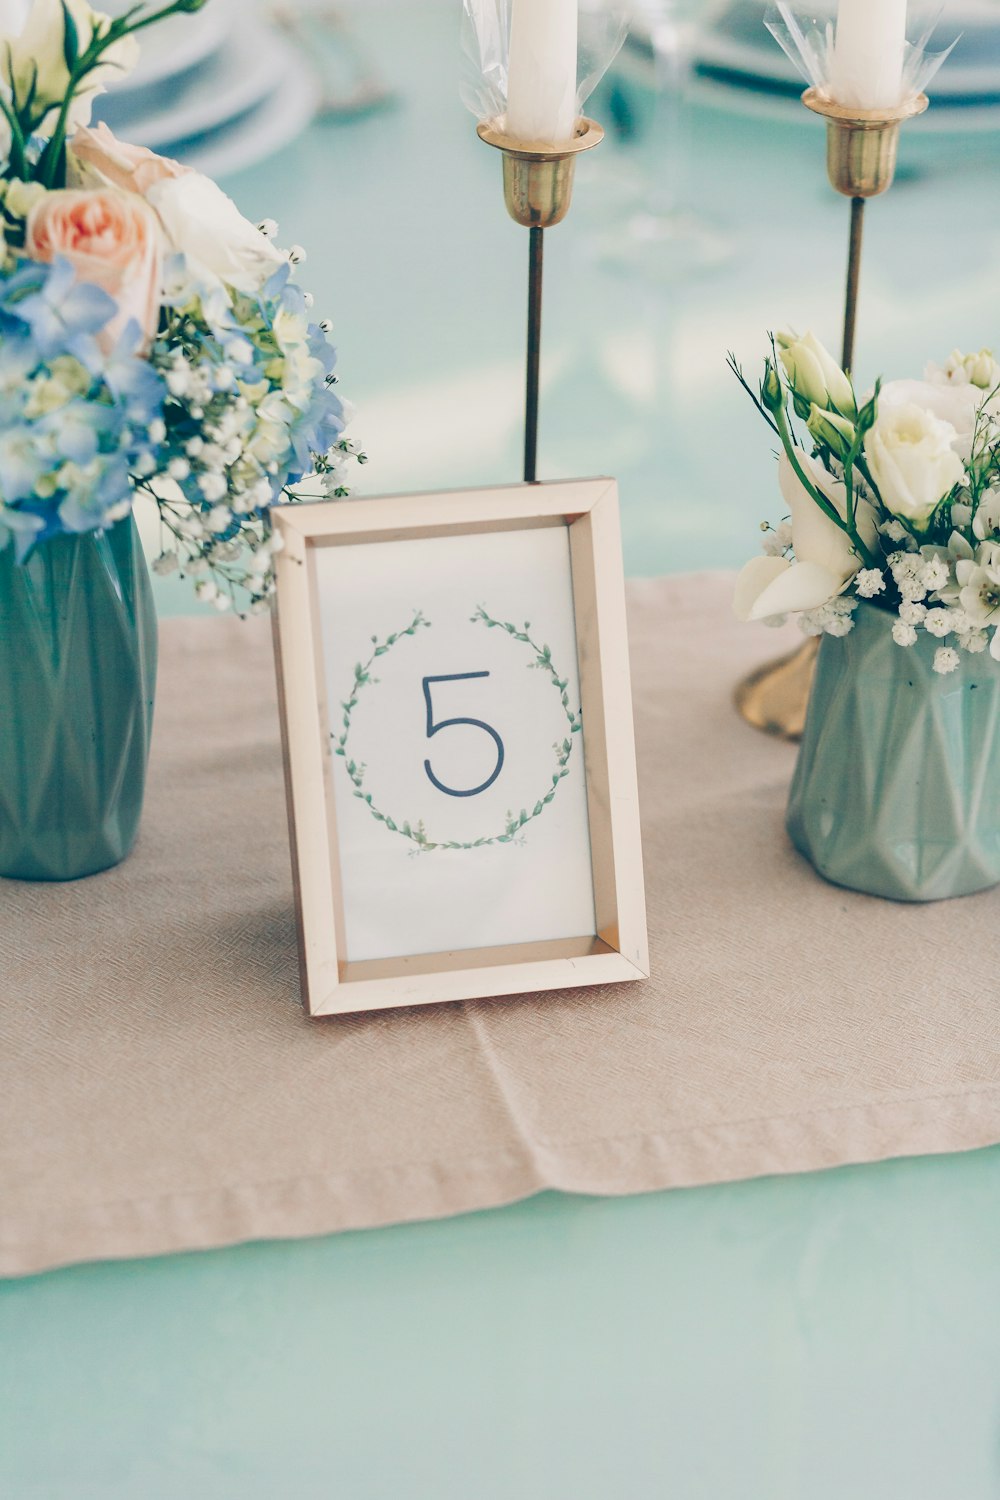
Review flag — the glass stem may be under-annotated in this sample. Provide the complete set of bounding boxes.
[647,9,694,217]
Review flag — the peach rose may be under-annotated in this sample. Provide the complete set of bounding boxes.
[68,121,189,198]
[26,188,162,354]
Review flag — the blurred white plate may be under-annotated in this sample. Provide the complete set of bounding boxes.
[97,20,300,152]
[103,0,237,93]
[695,1,1000,103]
[691,68,1000,134]
[165,52,321,178]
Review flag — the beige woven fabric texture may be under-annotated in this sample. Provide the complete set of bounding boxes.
[3,573,1000,1278]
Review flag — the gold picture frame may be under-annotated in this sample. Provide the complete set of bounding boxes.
[272,478,648,1017]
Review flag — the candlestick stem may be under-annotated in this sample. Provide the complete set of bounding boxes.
[525,226,544,483]
[843,195,865,374]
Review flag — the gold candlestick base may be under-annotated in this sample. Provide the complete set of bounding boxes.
[735,88,928,741]
[734,637,819,744]
[476,118,604,229]
[802,88,928,198]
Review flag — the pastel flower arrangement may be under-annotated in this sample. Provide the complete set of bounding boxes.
[733,332,1000,673]
[0,0,363,612]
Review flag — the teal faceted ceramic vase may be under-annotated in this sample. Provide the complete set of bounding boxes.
[787,601,1000,902]
[0,516,157,882]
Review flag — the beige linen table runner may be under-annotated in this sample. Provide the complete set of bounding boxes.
[2,572,1000,1278]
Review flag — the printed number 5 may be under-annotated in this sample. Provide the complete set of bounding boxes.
[422,674,505,799]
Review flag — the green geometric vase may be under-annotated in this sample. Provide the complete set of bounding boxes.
[787,600,1000,902]
[0,515,157,882]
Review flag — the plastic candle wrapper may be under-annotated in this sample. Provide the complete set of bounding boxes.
[764,1,958,110]
[461,0,629,140]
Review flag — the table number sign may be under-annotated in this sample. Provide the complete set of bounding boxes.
[272,480,648,1016]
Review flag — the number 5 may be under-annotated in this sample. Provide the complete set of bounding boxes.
[422,674,505,799]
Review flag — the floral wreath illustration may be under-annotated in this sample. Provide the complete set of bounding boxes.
[333,607,583,852]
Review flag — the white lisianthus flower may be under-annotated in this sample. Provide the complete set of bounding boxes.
[1,0,139,133]
[776,330,856,416]
[145,173,286,294]
[877,378,981,462]
[734,448,879,622]
[866,399,967,531]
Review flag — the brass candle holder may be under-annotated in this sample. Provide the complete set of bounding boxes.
[735,86,928,742]
[477,117,604,482]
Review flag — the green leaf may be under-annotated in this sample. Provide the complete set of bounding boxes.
[61,0,80,72]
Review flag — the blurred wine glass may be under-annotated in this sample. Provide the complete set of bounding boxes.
[595,0,732,280]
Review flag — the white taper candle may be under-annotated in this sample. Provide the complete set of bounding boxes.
[828,0,908,110]
[505,0,579,144]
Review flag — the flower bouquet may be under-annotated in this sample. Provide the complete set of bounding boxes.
[0,0,361,882]
[734,332,1000,902]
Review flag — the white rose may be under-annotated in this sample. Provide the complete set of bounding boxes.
[866,400,967,532]
[1,0,139,132]
[145,173,285,294]
[776,329,856,416]
[734,448,879,621]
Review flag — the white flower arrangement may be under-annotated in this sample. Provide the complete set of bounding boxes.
[732,331,1000,673]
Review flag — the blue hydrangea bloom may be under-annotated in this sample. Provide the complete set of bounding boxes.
[0,256,166,561]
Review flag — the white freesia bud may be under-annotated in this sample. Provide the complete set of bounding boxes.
[866,402,966,532]
[777,330,856,417]
[1,0,139,131]
[936,349,1000,392]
